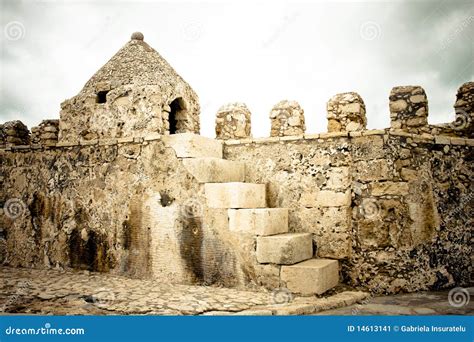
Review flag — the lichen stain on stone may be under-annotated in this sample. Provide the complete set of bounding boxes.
[68,228,113,272]
[179,217,204,283]
[121,198,151,278]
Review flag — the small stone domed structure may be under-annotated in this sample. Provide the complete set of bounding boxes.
[269,100,305,137]
[215,102,251,140]
[59,32,200,141]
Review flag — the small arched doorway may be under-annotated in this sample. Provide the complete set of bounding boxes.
[168,97,187,134]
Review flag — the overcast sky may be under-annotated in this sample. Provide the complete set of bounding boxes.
[1,0,473,138]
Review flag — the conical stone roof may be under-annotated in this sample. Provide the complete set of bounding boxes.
[80,32,191,93]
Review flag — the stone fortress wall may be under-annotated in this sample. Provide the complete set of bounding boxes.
[0,31,472,295]
[0,82,472,295]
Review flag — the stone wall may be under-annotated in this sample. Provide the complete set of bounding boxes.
[1,82,472,294]
[59,84,200,142]
[224,131,473,293]
[0,137,258,289]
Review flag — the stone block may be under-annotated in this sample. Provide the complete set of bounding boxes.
[371,182,409,196]
[163,133,223,158]
[204,182,266,208]
[182,158,245,183]
[280,259,339,295]
[354,159,390,182]
[256,233,312,264]
[228,208,288,236]
[315,190,351,207]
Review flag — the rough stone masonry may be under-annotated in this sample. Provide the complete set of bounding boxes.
[0,32,472,296]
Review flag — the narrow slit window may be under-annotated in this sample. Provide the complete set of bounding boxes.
[96,91,109,104]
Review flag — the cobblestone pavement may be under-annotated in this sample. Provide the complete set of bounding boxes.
[316,289,474,315]
[0,267,368,315]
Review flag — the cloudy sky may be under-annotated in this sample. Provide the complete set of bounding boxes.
[1,0,473,138]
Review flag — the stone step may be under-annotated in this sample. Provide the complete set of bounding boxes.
[182,158,245,183]
[204,182,266,209]
[280,259,339,295]
[256,233,312,265]
[163,133,223,158]
[228,208,288,236]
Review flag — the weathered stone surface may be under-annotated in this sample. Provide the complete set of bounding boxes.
[371,182,409,196]
[31,120,59,145]
[452,81,473,138]
[215,103,251,140]
[281,259,339,295]
[256,233,312,264]
[327,92,367,132]
[228,208,288,236]
[269,100,305,137]
[315,190,351,207]
[182,157,245,183]
[204,182,266,208]
[2,121,29,146]
[294,207,351,259]
[163,133,223,158]
[389,86,428,134]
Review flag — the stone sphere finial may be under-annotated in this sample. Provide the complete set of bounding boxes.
[131,32,144,41]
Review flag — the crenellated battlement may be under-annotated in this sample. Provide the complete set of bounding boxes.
[2,82,472,151]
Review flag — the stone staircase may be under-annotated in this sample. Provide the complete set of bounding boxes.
[164,133,339,295]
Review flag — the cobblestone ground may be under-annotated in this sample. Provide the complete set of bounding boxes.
[0,267,368,315]
[316,289,474,315]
